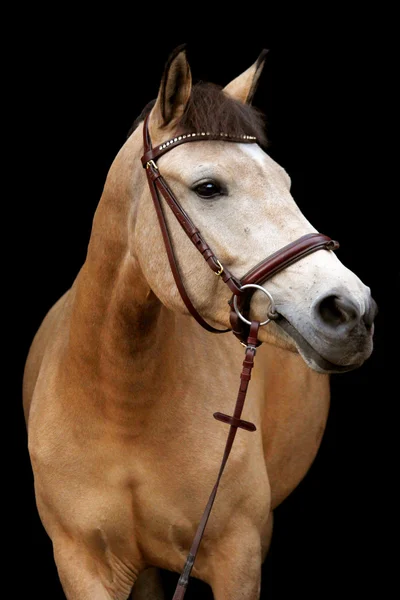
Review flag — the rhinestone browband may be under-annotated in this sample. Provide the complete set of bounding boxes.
[141,130,259,166]
[157,131,257,151]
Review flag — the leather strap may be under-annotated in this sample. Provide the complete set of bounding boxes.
[143,119,229,332]
[145,162,230,333]
[141,133,258,166]
[145,162,242,295]
[172,322,260,600]
[229,233,340,344]
[241,233,339,285]
[142,115,244,333]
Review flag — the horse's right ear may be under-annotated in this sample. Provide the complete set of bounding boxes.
[223,49,269,105]
[149,45,192,139]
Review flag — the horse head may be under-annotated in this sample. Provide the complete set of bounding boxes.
[129,46,377,373]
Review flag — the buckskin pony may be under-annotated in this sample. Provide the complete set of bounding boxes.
[23,47,377,599]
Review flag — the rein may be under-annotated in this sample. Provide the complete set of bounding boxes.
[141,115,338,598]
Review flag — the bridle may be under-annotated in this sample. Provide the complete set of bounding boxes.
[141,114,339,599]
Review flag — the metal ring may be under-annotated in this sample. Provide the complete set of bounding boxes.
[233,284,277,327]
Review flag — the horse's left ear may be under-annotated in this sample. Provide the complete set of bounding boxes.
[223,49,269,104]
[150,45,192,135]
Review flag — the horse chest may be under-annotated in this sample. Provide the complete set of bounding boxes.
[126,431,271,570]
[32,383,270,556]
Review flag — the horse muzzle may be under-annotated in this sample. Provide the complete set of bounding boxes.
[270,290,378,373]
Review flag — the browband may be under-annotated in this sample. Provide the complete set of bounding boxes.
[141,131,258,167]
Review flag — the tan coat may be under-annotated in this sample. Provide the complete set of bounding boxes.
[23,48,375,600]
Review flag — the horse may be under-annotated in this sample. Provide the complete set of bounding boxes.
[23,46,377,600]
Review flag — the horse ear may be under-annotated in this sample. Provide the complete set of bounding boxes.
[150,45,192,135]
[223,49,269,105]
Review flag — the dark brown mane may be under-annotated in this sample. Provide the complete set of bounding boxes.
[128,82,267,146]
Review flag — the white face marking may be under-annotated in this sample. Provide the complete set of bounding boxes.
[239,142,266,166]
[240,144,292,188]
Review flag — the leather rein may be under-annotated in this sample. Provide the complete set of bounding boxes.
[141,115,339,599]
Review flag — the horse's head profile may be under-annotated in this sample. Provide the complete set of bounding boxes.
[123,46,376,373]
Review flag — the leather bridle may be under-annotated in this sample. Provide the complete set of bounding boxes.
[141,114,339,599]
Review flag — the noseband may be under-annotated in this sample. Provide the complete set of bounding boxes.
[141,115,339,599]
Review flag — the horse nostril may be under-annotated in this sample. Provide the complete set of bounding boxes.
[363,297,378,329]
[316,294,360,328]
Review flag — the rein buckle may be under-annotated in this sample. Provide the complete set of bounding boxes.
[214,259,224,277]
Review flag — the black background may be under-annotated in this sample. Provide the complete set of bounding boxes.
[11,20,395,600]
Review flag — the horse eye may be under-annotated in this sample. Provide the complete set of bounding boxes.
[193,181,222,199]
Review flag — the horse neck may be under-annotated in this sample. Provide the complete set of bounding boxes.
[67,129,177,404]
[64,129,246,431]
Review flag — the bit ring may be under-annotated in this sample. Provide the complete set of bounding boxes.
[233,284,277,327]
